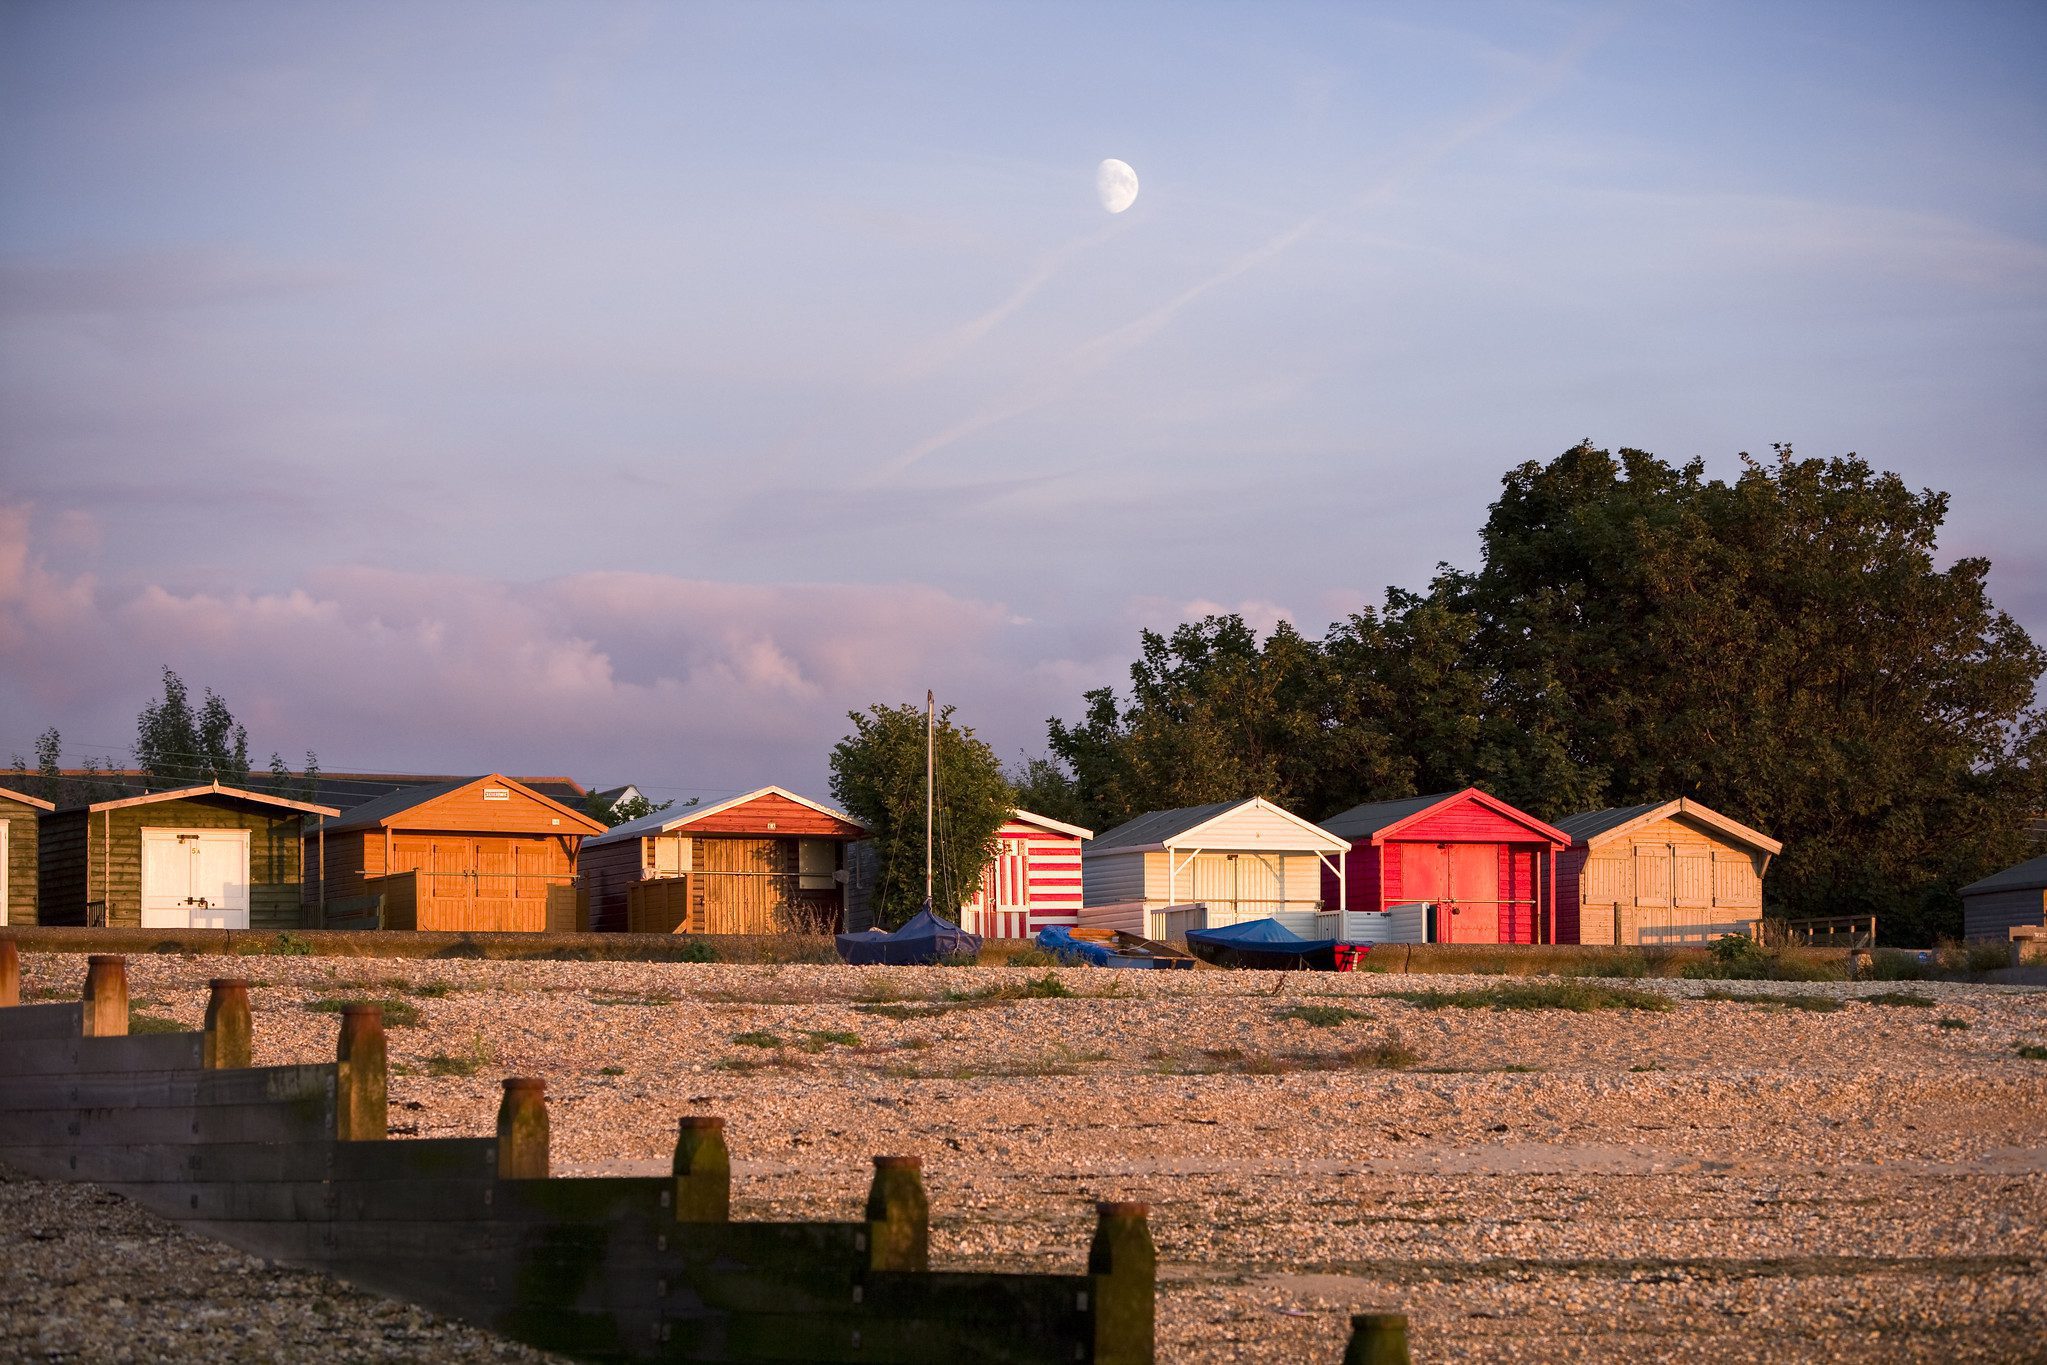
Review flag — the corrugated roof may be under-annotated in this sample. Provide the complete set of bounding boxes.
[1086,799,1255,853]
[1319,792,1459,841]
[1959,852,2047,897]
[1552,802,1664,843]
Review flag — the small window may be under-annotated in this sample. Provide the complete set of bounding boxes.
[482,787,511,801]
[648,836,690,876]
[798,840,836,890]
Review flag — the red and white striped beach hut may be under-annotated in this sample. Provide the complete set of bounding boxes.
[959,810,1093,940]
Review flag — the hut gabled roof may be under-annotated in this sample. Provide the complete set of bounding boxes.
[1087,797,1348,855]
[1320,787,1567,846]
[585,785,864,847]
[59,782,339,818]
[1554,798,1782,855]
[0,784,56,811]
[1959,852,2047,897]
[315,774,602,836]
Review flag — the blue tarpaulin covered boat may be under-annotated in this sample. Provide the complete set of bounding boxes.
[1184,918,1345,971]
[1036,925,1196,970]
[835,906,981,966]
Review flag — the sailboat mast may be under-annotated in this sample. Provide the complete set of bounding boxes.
[924,690,935,908]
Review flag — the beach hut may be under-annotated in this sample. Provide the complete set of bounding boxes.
[957,810,1093,939]
[307,774,604,932]
[1318,788,1568,944]
[1958,853,2047,943]
[0,783,54,926]
[38,783,339,930]
[1553,798,1781,946]
[1080,798,1349,942]
[579,786,867,934]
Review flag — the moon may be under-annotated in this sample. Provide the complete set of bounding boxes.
[1096,158,1139,213]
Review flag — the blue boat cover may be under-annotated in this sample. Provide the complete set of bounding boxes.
[835,906,982,966]
[1185,918,1336,951]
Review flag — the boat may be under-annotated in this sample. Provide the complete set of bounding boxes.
[1036,925,1195,970]
[1183,918,1369,971]
[836,905,982,966]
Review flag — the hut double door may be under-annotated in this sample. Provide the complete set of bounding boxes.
[1406,843,1498,943]
[694,838,795,935]
[393,836,556,932]
[139,828,252,930]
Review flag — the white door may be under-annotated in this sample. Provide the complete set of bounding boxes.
[140,828,252,929]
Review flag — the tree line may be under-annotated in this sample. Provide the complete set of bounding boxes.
[987,443,2042,944]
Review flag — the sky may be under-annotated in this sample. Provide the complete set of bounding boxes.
[2,0,2043,807]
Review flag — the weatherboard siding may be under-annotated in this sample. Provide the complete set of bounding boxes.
[1962,887,2047,942]
[1,796,41,925]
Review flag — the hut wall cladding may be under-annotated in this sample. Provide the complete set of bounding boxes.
[39,799,306,929]
[1,796,41,925]
[1964,887,2047,941]
[577,836,647,933]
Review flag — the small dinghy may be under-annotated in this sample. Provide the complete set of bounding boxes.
[1184,917,1361,971]
[1037,925,1196,970]
[835,905,981,966]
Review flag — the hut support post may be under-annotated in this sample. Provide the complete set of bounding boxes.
[335,1004,387,1140]
[864,1155,928,1272]
[496,1078,549,1179]
[672,1116,731,1221]
[0,936,17,1008]
[82,954,128,1037]
[202,978,252,1069]
[1089,1201,1155,1365]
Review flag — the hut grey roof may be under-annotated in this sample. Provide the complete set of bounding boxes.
[1086,799,1255,854]
[1552,802,1664,843]
[312,777,478,834]
[1959,852,2047,897]
[1319,791,1459,842]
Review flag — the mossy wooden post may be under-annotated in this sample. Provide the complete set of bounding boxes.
[1089,1201,1155,1365]
[81,955,128,1037]
[0,936,17,1008]
[335,1003,387,1141]
[497,1078,550,1179]
[202,978,252,1069]
[672,1116,730,1222]
[1343,1311,1410,1365]
[864,1155,928,1272]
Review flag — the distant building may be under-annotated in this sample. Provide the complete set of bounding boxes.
[1959,853,2047,943]
[1552,798,1781,946]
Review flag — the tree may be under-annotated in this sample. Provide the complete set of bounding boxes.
[7,726,64,802]
[830,699,1014,929]
[135,667,249,787]
[583,790,684,826]
[1456,443,2047,941]
[1005,754,1093,830]
[267,750,323,804]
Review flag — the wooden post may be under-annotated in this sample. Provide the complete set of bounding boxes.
[496,1078,550,1179]
[0,936,17,1008]
[672,1116,731,1222]
[1088,1201,1155,1365]
[202,978,252,1069]
[81,954,128,1037]
[1343,1311,1411,1364]
[864,1155,928,1272]
[335,1003,387,1141]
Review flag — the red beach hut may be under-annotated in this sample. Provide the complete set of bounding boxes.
[1318,788,1569,944]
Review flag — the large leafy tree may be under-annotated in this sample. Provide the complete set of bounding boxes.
[830,700,1014,929]
[1050,443,2045,942]
[135,667,251,787]
[1458,443,2046,940]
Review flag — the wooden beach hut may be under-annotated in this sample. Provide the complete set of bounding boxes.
[1080,798,1349,943]
[0,783,54,926]
[579,786,867,935]
[958,810,1093,939]
[307,774,604,932]
[1958,852,2047,943]
[1552,798,1781,946]
[38,783,339,930]
[1318,788,1568,944]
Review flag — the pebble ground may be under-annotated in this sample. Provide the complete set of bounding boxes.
[4,952,2044,1362]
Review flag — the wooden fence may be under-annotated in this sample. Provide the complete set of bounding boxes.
[0,939,1157,1363]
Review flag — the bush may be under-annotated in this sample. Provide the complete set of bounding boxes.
[674,937,718,964]
[1934,940,2011,974]
[1681,936,1845,982]
[1866,949,1933,981]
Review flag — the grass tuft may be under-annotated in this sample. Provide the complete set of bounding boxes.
[1390,981,1672,1013]
[1276,1003,1367,1027]
[1698,989,1843,1012]
[1859,991,1934,1008]
[413,1033,494,1077]
[304,997,422,1027]
[731,1029,783,1048]
[1937,1018,1969,1031]
[2018,1045,2047,1061]
[128,1013,186,1035]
